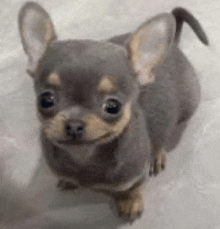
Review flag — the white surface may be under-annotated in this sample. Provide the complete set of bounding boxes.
[1,0,220,228]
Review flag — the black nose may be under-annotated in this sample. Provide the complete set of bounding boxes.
[65,121,85,139]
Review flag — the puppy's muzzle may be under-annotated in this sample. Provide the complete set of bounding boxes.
[65,120,85,139]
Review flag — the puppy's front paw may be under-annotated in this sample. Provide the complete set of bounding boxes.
[149,148,166,176]
[57,179,79,192]
[113,187,144,222]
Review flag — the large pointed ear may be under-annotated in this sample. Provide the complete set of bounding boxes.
[129,14,176,85]
[18,2,57,76]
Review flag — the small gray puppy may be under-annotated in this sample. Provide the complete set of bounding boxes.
[18,2,208,222]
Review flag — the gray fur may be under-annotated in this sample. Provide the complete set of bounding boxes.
[172,7,209,45]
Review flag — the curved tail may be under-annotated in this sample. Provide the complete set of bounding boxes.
[172,7,209,45]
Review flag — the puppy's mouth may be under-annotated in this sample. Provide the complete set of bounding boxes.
[56,132,113,145]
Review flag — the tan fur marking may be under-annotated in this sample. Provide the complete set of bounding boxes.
[112,102,131,135]
[130,27,165,85]
[149,147,167,176]
[155,147,166,173]
[45,21,55,44]
[130,27,150,76]
[91,174,143,193]
[113,183,145,220]
[47,73,61,86]
[85,114,110,140]
[85,102,131,142]
[98,76,115,93]
[43,113,66,139]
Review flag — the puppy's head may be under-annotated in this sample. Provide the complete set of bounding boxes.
[18,2,175,145]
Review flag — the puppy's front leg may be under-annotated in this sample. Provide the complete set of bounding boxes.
[113,183,145,222]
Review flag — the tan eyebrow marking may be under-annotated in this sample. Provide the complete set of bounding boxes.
[47,73,61,86]
[98,76,115,93]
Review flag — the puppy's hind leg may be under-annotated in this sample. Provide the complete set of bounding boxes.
[149,148,167,176]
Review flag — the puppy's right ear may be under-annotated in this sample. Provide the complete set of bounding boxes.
[18,2,57,76]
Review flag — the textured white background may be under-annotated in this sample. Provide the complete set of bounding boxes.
[1,0,220,228]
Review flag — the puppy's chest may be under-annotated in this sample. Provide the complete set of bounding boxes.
[45,140,125,186]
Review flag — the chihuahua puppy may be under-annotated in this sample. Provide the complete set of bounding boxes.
[18,2,208,222]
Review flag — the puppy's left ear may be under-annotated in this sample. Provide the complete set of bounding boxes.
[129,14,176,85]
[18,2,57,76]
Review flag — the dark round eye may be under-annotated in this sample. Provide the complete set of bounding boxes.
[103,99,121,114]
[39,91,55,109]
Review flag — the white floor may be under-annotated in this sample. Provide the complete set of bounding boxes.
[1,0,220,228]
